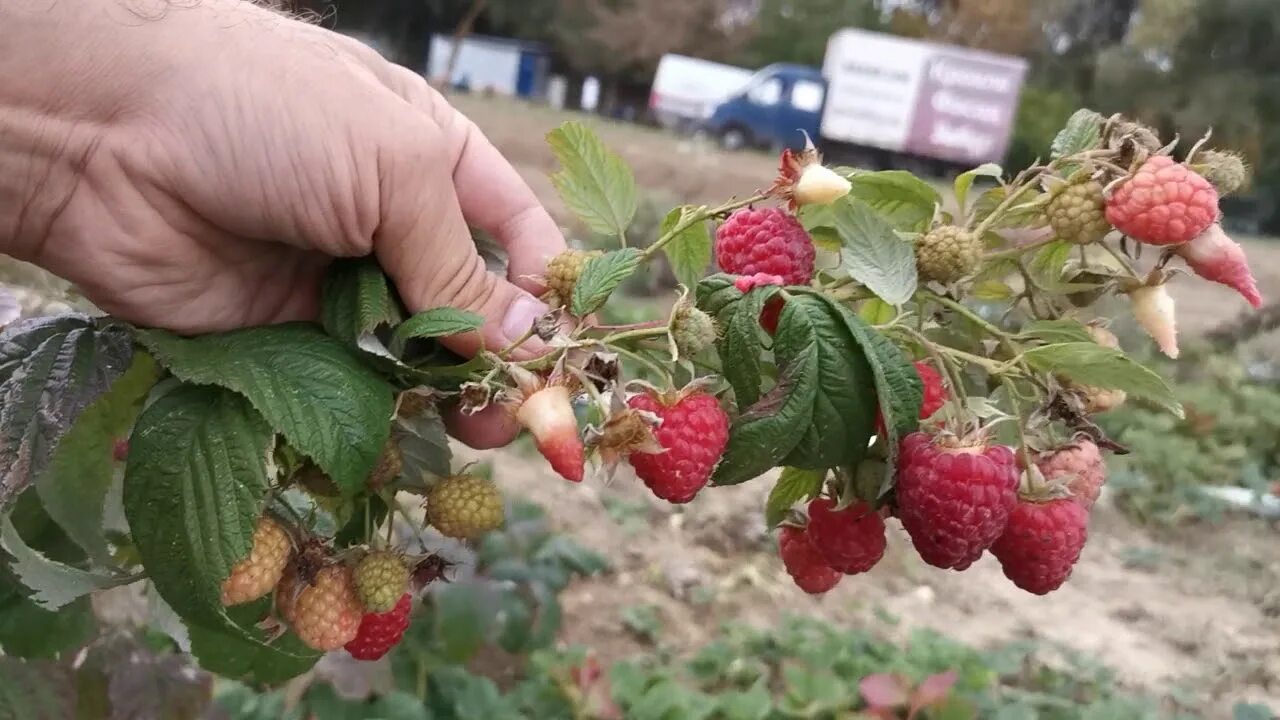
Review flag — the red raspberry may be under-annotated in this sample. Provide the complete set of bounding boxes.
[895,432,1018,570]
[805,498,886,574]
[778,526,841,594]
[345,592,413,661]
[626,389,729,503]
[990,498,1088,595]
[1105,156,1218,246]
[875,361,946,436]
[715,208,815,286]
[733,272,788,335]
[1035,439,1105,509]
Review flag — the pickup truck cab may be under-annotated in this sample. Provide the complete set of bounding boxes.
[703,63,826,152]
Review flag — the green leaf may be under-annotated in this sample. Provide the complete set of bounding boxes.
[432,582,494,664]
[779,295,877,471]
[188,601,321,685]
[0,515,120,610]
[1051,109,1105,161]
[972,187,1047,229]
[392,308,484,347]
[833,197,918,306]
[827,299,923,486]
[0,657,75,720]
[136,324,393,495]
[765,468,825,527]
[847,171,941,232]
[1027,240,1074,292]
[1023,343,1182,416]
[36,353,159,564]
[858,298,896,325]
[660,208,712,291]
[1018,319,1093,344]
[571,248,642,316]
[719,287,774,409]
[711,347,817,486]
[0,594,94,659]
[123,384,273,630]
[0,316,134,510]
[321,257,401,344]
[972,280,1015,300]
[547,121,638,238]
[953,163,1002,216]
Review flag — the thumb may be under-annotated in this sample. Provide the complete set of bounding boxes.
[371,116,549,360]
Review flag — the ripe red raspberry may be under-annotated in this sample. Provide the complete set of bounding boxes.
[733,272,787,334]
[805,498,886,574]
[1036,439,1105,509]
[715,208,815,286]
[778,525,841,594]
[1105,156,1218,246]
[626,389,729,503]
[292,565,364,651]
[990,498,1088,595]
[345,592,413,661]
[221,517,291,606]
[875,361,946,436]
[895,432,1018,570]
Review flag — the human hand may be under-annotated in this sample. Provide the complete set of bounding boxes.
[0,0,565,447]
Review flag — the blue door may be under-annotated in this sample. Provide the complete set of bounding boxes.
[516,51,539,98]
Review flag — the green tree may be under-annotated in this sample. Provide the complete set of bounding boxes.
[735,0,885,68]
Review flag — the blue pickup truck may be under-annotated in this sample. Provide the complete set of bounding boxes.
[703,29,1028,172]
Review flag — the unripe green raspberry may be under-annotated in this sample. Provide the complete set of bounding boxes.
[544,250,601,306]
[353,550,410,613]
[916,226,981,284]
[670,304,717,358]
[1047,178,1110,245]
[1194,150,1250,196]
[427,474,504,540]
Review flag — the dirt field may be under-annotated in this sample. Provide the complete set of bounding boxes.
[451,93,1280,712]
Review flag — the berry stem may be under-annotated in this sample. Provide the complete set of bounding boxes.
[921,291,1023,360]
[982,235,1058,261]
[599,325,670,345]
[1099,240,1142,281]
[612,345,673,386]
[641,193,769,261]
[497,325,539,359]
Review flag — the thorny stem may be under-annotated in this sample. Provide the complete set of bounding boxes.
[641,193,769,261]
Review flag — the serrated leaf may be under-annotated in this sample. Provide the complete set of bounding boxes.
[35,353,159,564]
[1023,343,1181,416]
[571,248,642,316]
[1027,240,1074,291]
[392,308,484,347]
[0,515,121,610]
[847,171,941,232]
[972,187,1047,229]
[972,280,1015,300]
[833,197,918,306]
[136,324,393,495]
[711,351,817,487]
[1019,319,1093,344]
[858,298,896,325]
[765,468,825,527]
[123,384,273,630]
[188,601,320,685]
[321,257,401,344]
[779,295,877,471]
[0,316,134,510]
[547,121,637,238]
[0,657,75,720]
[826,298,923,486]
[1051,109,1104,161]
[0,594,94,659]
[659,208,712,291]
[953,163,1002,216]
[719,287,774,409]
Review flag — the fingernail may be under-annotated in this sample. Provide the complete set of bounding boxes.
[502,294,550,344]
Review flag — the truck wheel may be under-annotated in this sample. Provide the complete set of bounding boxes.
[719,126,750,152]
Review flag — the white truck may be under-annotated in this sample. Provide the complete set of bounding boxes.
[648,54,754,133]
[703,28,1029,171]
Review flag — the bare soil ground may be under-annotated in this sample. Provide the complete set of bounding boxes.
[452,94,1280,712]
